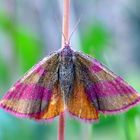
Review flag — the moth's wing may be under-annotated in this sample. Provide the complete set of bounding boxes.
[66,57,99,122]
[0,52,64,121]
[75,52,140,114]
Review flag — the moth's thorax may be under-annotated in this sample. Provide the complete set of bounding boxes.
[60,46,74,63]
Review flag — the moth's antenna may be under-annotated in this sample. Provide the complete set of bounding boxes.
[68,17,81,43]
[53,18,69,46]
[62,32,67,43]
[52,12,69,45]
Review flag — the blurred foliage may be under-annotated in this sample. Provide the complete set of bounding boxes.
[0,12,42,73]
[0,56,9,85]
[0,1,140,140]
[81,21,111,60]
[127,0,140,67]
[15,30,42,73]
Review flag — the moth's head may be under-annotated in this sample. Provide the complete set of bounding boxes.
[63,40,70,48]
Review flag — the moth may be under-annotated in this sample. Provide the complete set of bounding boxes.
[0,44,140,122]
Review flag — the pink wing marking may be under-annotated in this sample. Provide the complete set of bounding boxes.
[90,59,103,72]
[86,77,137,97]
[2,82,52,101]
[90,58,140,113]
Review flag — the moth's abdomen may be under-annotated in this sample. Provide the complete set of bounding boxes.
[59,63,75,102]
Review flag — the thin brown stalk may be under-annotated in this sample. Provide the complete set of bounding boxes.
[58,0,70,140]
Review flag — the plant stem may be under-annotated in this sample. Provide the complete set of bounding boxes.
[58,0,70,140]
[58,113,65,140]
[62,0,70,46]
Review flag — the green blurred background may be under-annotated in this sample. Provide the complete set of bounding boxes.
[0,0,140,140]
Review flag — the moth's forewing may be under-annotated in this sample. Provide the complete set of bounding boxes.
[75,52,140,114]
[0,52,64,120]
